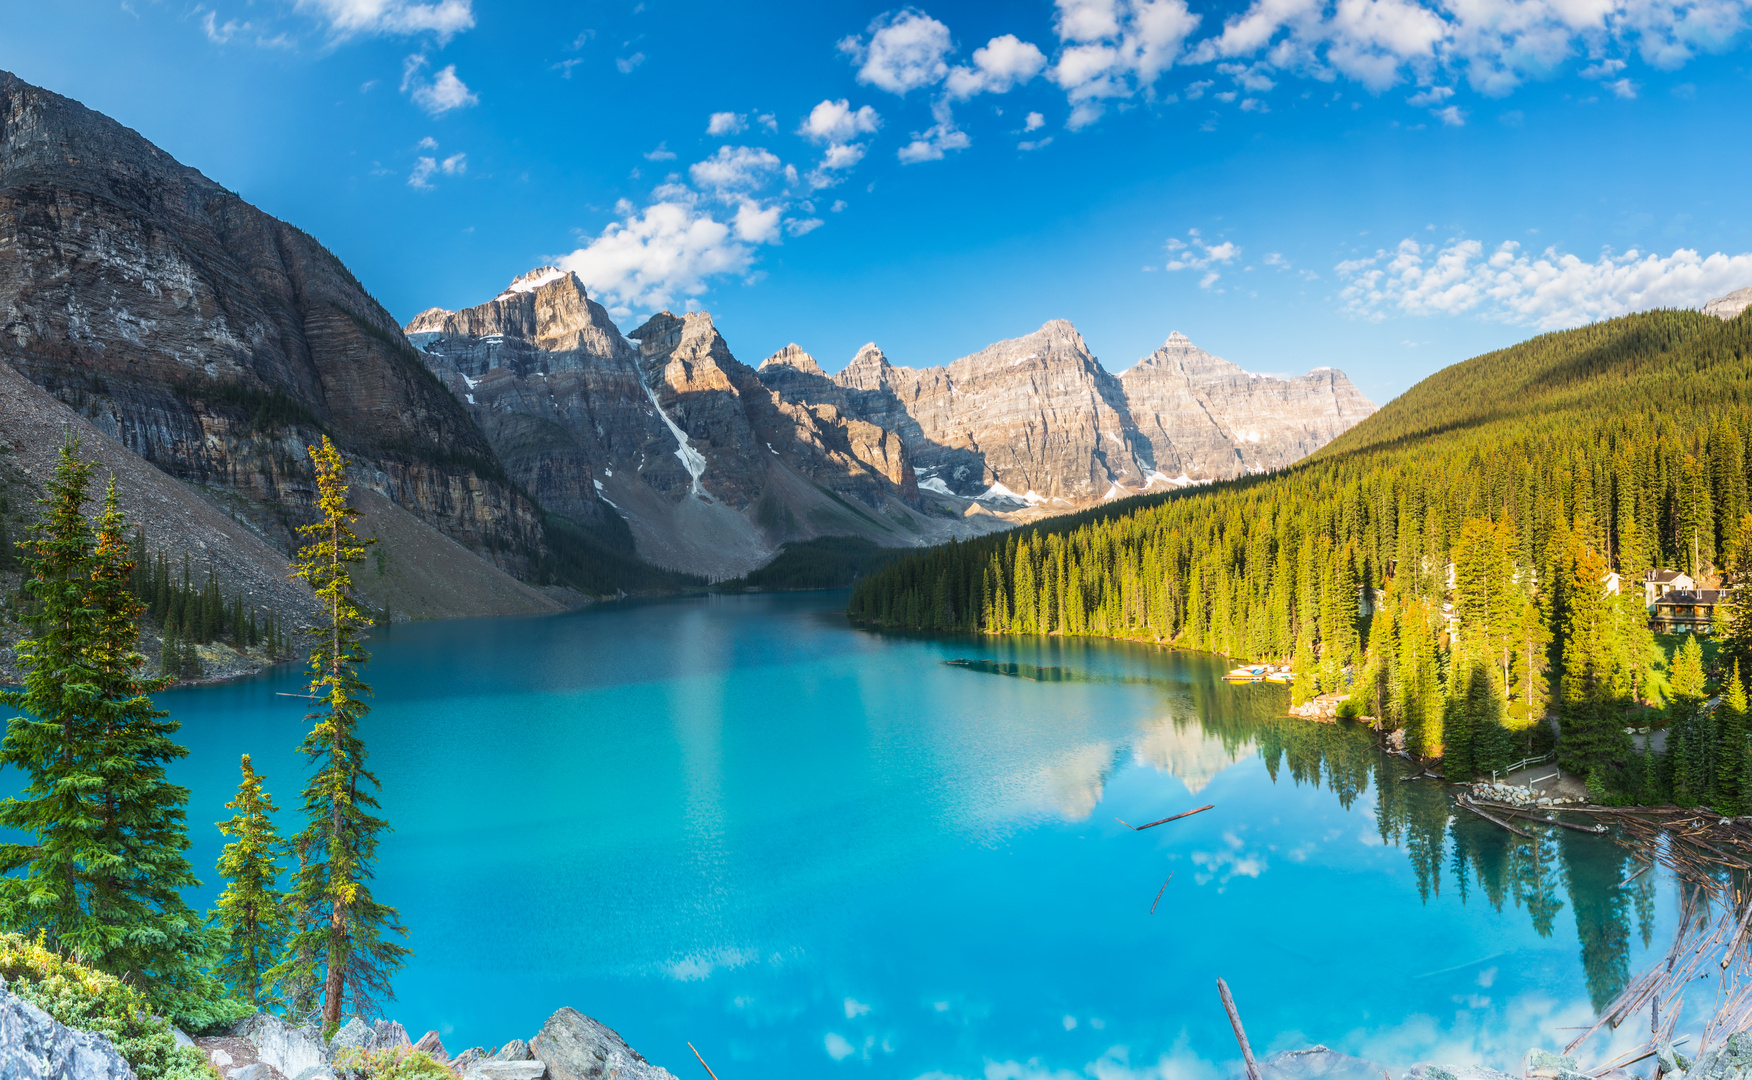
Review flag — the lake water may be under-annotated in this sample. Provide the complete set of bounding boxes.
[148,590,1687,1080]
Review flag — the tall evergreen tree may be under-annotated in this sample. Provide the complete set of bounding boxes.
[268,437,408,1024]
[0,450,226,1027]
[213,755,286,1007]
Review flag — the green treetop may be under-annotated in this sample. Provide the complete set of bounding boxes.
[1672,634,1706,704]
[214,754,286,1007]
[0,448,229,1028]
[268,436,408,1024]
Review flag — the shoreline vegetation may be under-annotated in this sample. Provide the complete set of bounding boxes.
[846,306,1752,811]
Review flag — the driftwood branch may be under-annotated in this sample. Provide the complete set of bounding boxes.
[1116,805,1216,831]
[1218,977,1262,1080]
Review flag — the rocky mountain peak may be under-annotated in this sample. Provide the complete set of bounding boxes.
[1705,286,1752,320]
[496,265,569,301]
[758,344,825,376]
[405,307,454,334]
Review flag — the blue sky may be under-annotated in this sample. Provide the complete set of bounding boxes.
[5,0,1751,403]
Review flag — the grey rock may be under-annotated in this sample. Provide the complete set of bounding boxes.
[330,1018,372,1052]
[0,981,136,1080]
[290,1068,337,1080]
[0,71,544,575]
[209,1049,235,1068]
[1704,287,1752,320]
[1260,1045,1389,1080]
[372,1021,412,1051]
[529,1007,679,1080]
[1659,1043,1693,1076]
[1523,1048,1588,1080]
[233,1012,328,1079]
[413,1031,449,1062]
[1121,332,1375,486]
[171,1027,195,1048]
[494,1040,534,1061]
[451,1048,487,1071]
[229,1066,276,1080]
[1404,1066,1517,1080]
[1670,1031,1752,1080]
[465,1063,546,1080]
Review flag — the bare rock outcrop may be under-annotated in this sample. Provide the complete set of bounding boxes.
[1120,331,1376,480]
[0,979,135,1080]
[1705,286,1752,320]
[409,273,975,579]
[0,69,543,576]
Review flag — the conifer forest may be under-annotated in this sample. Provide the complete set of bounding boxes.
[850,308,1752,805]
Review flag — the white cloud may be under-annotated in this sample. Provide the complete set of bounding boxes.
[732,200,783,243]
[1050,0,1203,120]
[407,156,437,189]
[295,0,474,40]
[440,152,466,174]
[707,111,747,135]
[1025,110,1046,129]
[1335,236,1752,329]
[616,52,645,73]
[897,100,971,163]
[1163,230,1240,287]
[825,1033,856,1061]
[1178,0,1749,100]
[843,9,954,93]
[400,56,478,115]
[688,146,785,196]
[1608,77,1638,97]
[844,997,872,1018]
[799,99,883,143]
[417,135,438,149]
[645,142,677,161]
[945,34,1048,97]
[786,217,825,237]
[559,200,778,311]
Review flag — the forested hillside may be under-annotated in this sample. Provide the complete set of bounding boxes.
[848,308,1752,795]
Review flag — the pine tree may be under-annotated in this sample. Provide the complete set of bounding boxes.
[1672,634,1706,703]
[1558,542,1633,778]
[268,437,408,1024]
[0,450,228,1027]
[214,755,286,1007]
[1715,661,1749,813]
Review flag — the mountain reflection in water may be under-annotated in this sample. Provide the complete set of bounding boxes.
[947,652,1645,1014]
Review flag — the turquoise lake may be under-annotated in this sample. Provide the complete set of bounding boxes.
[148,590,1689,1080]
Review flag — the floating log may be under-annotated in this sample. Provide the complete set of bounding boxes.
[688,1042,721,1080]
[1151,871,1175,915]
[1474,802,1608,835]
[1217,978,1262,1080]
[1117,805,1215,831]
[1615,864,1651,889]
[1457,796,1534,839]
[1721,893,1752,970]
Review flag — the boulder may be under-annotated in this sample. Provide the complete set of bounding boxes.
[0,981,137,1080]
[373,1021,413,1050]
[1405,1066,1519,1080]
[172,1027,195,1048]
[452,1048,487,1071]
[209,1049,235,1069]
[230,1066,277,1080]
[233,1012,329,1079]
[495,1040,534,1061]
[465,1064,546,1080]
[414,1031,450,1062]
[330,1018,373,1053]
[529,1007,679,1080]
[290,1068,338,1080]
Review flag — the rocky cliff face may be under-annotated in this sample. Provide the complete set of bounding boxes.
[0,70,541,570]
[410,271,956,578]
[1119,331,1377,480]
[407,266,1374,576]
[760,324,1375,506]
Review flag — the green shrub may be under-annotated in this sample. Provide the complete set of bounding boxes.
[333,1046,455,1080]
[0,933,219,1080]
